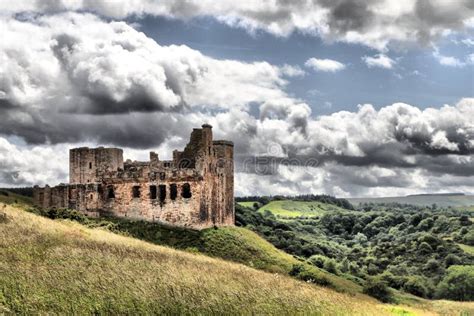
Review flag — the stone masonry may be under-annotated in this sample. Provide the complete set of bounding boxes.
[33,124,234,229]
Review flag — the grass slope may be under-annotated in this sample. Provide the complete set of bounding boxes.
[43,210,362,294]
[258,200,348,218]
[348,195,474,208]
[237,201,259,208]
[457,243,474,255]
[0,192,360,294]
[1,194,473,314]
[0,203,416,315]
[0,189,32,206]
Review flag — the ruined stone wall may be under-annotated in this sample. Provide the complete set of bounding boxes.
[102,180,204,228]
[33,124,234,230]
[213,141,234,225]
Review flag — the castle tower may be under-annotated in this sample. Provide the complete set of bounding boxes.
[69,147,123,184]
[213,140,234,225]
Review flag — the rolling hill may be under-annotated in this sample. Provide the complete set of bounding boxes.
[347,194,474,209]
[254,200,348,218]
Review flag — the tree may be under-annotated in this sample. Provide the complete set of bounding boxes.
[354,232,368,244]
[423,259,443,275]
[323,258,339,275]
[418,242,433,255]
[403,276,430,298]
[462,230,474,246]
[339,258,350,273]
[436,265,474,301]
[445,254,461,267]
[308,255,326,268]
[363,276,393,303]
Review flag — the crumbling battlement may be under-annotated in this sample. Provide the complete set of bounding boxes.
[33,124,234,229]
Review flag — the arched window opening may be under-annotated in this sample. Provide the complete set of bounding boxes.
[170,184,177,200]
[181,183,192,199]
[132,186,140,198]
[150,185,157,199]
[89,162,92,169]
[159,185,166,202]
[107,185,115,199]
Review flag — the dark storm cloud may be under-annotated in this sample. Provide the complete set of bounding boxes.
[0,106,195,148]
[321,0,376,33]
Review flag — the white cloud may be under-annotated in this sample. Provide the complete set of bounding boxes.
[280,64,306,77]
[362,54,396,69]
[0,139,69,187]
[2,0,473,51]
[304,58,345,72]
[433,49,466,67]
[468,53,474,64]
[0,13,296,116]
[461,38,474,46]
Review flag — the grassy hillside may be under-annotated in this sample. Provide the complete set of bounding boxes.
[25,207,362,294]
[0,192,359,293]
[1,193,473,314]
[458,243,474,255]
[237,201,259,208]
[0,189,32,206]
[0,203,454,315]
[348,194,474,208]
[258,200,348,218]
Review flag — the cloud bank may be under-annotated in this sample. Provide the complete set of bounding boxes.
[2,0,474,51]
[0,12,473,197]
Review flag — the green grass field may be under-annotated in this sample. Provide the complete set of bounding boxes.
[258,200,348,218]
[237,201,259,208]
[457,243,474,255]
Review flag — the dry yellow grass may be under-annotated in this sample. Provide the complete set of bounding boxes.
[0,204,472,315]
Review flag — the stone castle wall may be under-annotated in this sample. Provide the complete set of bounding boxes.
[33,125,234,229]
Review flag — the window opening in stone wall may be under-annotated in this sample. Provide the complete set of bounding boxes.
[170,184,177,200]
[181,183,192,198]
[89,162,92,169]
[107,185,115,199]
[150,185,157,199]
[90,194,93,200]
[132,186,141,198]
[159,172,165,180]
[159,185,166,202]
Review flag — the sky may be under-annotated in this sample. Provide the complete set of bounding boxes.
[0,0,473,197]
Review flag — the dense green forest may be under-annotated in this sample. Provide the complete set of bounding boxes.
[236,198,474,302]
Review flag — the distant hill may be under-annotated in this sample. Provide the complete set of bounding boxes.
[348,194,474,208]
[253,199,349,218]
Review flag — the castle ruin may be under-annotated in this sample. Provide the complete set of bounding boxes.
[33,124,234,229]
